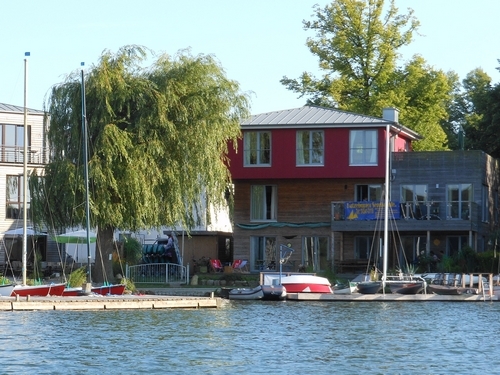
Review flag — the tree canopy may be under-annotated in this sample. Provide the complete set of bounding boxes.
[31,45,250,235]
[281,0,455,150]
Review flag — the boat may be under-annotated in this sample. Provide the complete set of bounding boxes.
[388,282,424,295]
[12,283,66,297]
[261,284,286,300]
[356,281,382,294]
[91,284,127,296]
[11,55,66,297]
[61,286,83,297]
[280,274,333,293]
[427,284,478,295]
[333,281,357,294]
[228,285,264,300]
[0,284,15,297]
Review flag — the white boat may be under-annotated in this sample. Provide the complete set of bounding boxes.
[280,274,333,293]
[0,284,15,297]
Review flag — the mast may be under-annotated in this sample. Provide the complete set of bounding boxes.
[382,123,390,292]
[81,63,92,286]
[22,52,30,286]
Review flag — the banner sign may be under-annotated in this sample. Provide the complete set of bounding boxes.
[345,201,400,220]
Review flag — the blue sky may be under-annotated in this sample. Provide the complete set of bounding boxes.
[1,0,499,116]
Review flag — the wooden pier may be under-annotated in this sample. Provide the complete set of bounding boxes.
[286,292,498,302]
[0,293,222,311]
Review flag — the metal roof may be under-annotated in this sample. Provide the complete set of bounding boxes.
[241,105,421,140]
[0,102,45,114]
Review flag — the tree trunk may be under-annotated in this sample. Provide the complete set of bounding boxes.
[93,226,115,284]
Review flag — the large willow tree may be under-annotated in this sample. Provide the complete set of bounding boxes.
[281,0,455,150]
[31,45,250,281]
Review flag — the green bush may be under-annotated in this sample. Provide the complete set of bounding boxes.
[67,266,87,287]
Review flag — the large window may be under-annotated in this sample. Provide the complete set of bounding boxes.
[447,184,472,219]
[244,131,271,166]
[296,130,324,165]
[250,236,276,272]
[349,130,377,165]
[303,236,329,272]
[251,185,277,221]
[1,124,31,163]
[401,184,428,219]
[355,236,374,260]
[446,236,469,257]
[6,175,30,219]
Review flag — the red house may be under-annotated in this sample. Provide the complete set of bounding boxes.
[227,105,420,273]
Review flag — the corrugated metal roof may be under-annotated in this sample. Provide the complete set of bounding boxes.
[243,105,389,126]
[241,105,421,140]
[0,102,45,114]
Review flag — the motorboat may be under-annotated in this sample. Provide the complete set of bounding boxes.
[280,274,333,293]
[0,284,15,297]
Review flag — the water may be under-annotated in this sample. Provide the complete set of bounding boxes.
[1,300,499,374]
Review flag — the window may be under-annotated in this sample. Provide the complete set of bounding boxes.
[296,130,324,165]
[401,184,428,219]
[446,236,469,257]
[399,236,427,268]
[447,184,472,219]
[355,236,374,259]
[0,124,31,163]
[251,185,277,221]
[6,175,30,219]
[482,185,489,222]
[244,131,270,166]
[349,130,377,165]
[303,236,329,272]
[250,236,276,272]
[356,184,383,201]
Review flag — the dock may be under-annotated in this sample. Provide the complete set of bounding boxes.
[0,293,222,311]
[286,292,499,302]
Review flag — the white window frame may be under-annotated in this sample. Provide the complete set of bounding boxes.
[349,129,378,166]
[244,131,271,166]
[296,130,324,166]
[250,185,277,221]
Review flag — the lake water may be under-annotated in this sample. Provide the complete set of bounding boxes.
[1,300,499,374]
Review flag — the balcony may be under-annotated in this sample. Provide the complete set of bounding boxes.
[331,200,481,232]
[0,146,48,165]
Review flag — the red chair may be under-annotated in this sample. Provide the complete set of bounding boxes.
[209,259,223,273]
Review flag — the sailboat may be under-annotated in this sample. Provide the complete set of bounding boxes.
[356,122,425,295]
[62,63,125,297]
[12,53,66,297]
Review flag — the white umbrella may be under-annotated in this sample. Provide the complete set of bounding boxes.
[3,227,46,236]
[54,229,97,244]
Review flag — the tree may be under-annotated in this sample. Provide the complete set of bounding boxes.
[281,0,455,150]
[30,45,250,282]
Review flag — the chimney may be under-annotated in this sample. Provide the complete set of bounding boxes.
[383,107,399,123]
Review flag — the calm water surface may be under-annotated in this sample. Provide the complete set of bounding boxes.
[0,300,499,374]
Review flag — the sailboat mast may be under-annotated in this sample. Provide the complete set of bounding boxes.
[22,52,30,286]
[81,64,92,285]
[382,124,390,291]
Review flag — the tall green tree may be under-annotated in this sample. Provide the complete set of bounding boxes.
[30,45,250,282]
[281,0,455,150]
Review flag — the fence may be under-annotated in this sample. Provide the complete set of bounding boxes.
[126,262,189,285]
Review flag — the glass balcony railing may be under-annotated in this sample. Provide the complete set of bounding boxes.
[0,146,48,164]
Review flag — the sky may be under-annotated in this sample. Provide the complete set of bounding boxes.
[1,0,499,116]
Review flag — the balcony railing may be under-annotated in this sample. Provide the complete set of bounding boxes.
[0,146,48,165]
[332,200,480,222]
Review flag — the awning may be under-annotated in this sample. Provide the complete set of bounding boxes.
[54,229,97,244]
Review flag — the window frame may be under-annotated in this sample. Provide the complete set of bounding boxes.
[296,130,324,166]
[243,131,271,167]
[250,185,277,222]
[349,129,378,166]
